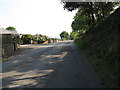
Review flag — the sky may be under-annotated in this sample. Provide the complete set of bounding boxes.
[0,0,77,38]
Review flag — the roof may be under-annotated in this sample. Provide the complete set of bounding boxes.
[8,30,19,34]
[0,28,19,35]
[0,28,12,34]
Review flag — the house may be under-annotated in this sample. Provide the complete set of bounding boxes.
[0,28,21,59]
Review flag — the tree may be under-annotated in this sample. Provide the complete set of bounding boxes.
[6,26,16,31]
[62,2,96,28]
[69,31,78,40]
[21,34,33,44]
[33,34,49,43]
[61,2,119,30]
[60,31,69,40]
[71,10,88,33]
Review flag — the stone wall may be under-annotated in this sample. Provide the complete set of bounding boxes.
[0,34,20,59]
[2,43,14,58]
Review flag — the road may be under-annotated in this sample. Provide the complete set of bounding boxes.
[1,41,103,88]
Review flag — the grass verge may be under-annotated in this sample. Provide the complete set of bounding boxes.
[74,40,119,88]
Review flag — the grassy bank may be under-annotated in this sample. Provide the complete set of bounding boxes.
[74,7,120,88]
[74,40,119,88]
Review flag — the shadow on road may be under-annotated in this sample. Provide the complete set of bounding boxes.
[2,42,71,88]
[2,41,102,88]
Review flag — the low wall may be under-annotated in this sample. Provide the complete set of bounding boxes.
[0,34,21,60]
[1,43,14,58]
[48,40,58,43]
[48,40,53,43]
[0,48,2,60]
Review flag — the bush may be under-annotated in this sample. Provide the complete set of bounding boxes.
[74,39,87,49]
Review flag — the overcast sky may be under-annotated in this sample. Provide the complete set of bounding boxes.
[0,0,77,38]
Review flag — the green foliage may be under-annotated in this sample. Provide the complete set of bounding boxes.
[62,2,119,30]
[21,34,33,44]
[73,7,120,88]
[60,31,69,40]
[62,1,120,88]
[33,34,49,43]
[71,11,88,32]
[51,38,58,40]
[6,26,16,31]
[74,39,87,49]
[54,38,58,40]
[61,38,67,41]
[69,31,78,40]
[21,34,49,44]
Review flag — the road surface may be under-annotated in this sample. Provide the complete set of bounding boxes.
[1,41,103,88]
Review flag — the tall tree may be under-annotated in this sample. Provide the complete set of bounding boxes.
[62,2,119,29]
[21,34,33,44]
[69,31,78,40]
[60,31,69,40]
[71,10,88,33]
[6,26,16,31]
[62,2,96,28]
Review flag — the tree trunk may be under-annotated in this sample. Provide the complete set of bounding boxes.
[89,2,96,26]
[101,3,105,19]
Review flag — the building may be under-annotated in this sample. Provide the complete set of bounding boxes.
[0,28,21,59]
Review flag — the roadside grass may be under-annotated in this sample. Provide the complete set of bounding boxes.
[74,40,119,88]
[74,7,120,88]
[74,40,87,49]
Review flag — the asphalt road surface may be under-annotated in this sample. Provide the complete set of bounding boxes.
[1,41,103,88]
